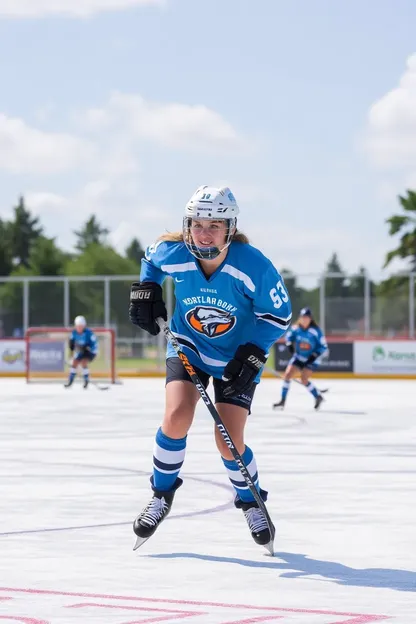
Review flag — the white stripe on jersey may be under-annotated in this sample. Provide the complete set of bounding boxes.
[161,261,198,274]
[255,311,292,330]
[172,332,228,367]
[220,264,256,292]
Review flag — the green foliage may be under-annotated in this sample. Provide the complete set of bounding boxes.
[281,268,319,323]
[9,196,43,268]
[126,237,145,265]
[0,201,143,334]
[64,244,139,327]
[74,215,110,252]
[0,219,12,277]
[0,188,415,338]
[384,189,416,271]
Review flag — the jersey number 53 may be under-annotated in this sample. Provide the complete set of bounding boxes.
[269,280,289,309]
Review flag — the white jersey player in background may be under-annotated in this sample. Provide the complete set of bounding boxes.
[129,185,292,550]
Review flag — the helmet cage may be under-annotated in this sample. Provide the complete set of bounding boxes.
[183,216,237,260]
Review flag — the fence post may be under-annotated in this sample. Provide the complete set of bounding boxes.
[409,273,415,339]
[319,274,325,334]
[364,271,370,337]
[23,279,29,333]
[64,277,70,327]
[104,277,110,328]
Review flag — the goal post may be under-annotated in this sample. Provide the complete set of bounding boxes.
[25,327,117,384]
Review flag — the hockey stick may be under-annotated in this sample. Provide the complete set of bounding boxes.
[267,365,329,394]
[91,381,110,391]
[156,317,275,555]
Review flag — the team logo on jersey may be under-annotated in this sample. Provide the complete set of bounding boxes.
[186,306,236,338]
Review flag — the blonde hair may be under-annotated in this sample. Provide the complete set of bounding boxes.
[157,230,249,244]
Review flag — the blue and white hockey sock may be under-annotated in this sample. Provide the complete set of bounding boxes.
[282,380,291,400]
[68,367,76,383]
[83,368,89,382]
[153,427,187,491]
[222,445,260,503]
[306,381,319,398]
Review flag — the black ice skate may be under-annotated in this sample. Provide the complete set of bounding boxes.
[83,378,89,389]
[235,491,275,554]
[133,477,182,551]
[64,378,74,388]
[314,394,324,410]
[272,398,285,409]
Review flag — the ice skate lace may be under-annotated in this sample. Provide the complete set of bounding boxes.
[139,497,169,528]
[243,506,268,533]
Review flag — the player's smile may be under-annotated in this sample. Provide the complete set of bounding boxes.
[190,219,227,249]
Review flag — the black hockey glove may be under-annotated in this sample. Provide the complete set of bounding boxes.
[129,281,167,336]
[305,354,318,366]
[287,343,295,355]
[222,343,267,398]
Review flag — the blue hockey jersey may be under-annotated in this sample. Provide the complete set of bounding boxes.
[285,324,328,364]
[69,328,98,356]
[140,240,292,379]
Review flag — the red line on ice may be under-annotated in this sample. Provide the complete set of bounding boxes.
[0,587,391,624]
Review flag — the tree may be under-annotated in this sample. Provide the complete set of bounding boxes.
[9,196,43,267]
[65,243,139,328]
[74,215,109,252]
[125,237,145,265]
[322,253,361,334]
[28,236,67,276]
[281,268,319,321]
[0,236,67,331]
[0,219,12,276]
[384,190,416,271]
[324,253,349,298]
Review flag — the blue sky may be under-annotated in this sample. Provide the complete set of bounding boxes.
[0,0,415,283]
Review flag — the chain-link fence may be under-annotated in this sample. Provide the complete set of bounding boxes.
[0,272,414,372]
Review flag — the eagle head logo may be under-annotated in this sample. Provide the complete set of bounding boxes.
[186,306,236,338]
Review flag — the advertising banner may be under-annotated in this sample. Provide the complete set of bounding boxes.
[0,340,25,372]
[274,341,354,372]
[354,341,416,374]
[28,340,65,372]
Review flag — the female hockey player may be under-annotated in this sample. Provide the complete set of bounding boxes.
[64,315,98,389]
[129,185,292,551]
[272,306,328,410]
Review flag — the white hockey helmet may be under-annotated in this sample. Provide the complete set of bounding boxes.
[183,186,240,260]
[74,315,87,328]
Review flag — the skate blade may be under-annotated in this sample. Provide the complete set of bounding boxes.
[133,535,150,551]
[263,539,275,556]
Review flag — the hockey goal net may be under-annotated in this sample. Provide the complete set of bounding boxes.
[25,327,117,384]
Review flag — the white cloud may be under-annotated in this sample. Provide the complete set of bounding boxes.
[0,113,96,174]
[3,92,248,257]
[78,92,247,154]
[26,184,171,255]
[0,0,165,19]
[364,53,416,170]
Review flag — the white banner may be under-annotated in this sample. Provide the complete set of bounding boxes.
[354,341,416,374]
[0,339,26,372]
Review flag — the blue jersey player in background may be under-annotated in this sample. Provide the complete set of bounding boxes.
[273,306,328,410]
[129,185,292,552]
[64,315,98,389]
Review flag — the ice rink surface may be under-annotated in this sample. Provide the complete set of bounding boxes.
[1,376,415,623]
